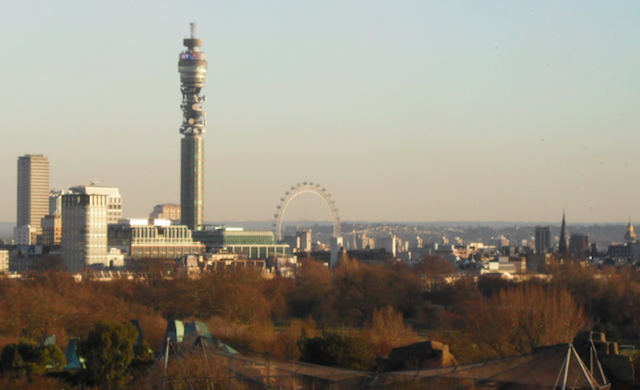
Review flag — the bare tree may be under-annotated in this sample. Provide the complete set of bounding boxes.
[465,284,589,357]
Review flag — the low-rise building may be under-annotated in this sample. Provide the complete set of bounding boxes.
[193,227,289,260]
[108,219,204,259]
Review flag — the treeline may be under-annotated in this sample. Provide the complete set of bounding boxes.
[1,256,640,387]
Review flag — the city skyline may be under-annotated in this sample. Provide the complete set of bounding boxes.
[1,1,639,224]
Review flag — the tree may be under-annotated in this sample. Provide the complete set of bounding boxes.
[332,257,393,325]
[0,338,66,378]
[367,306,420,357]
[465,284,589,358]
[288,259,334,322]
[299,332,375,370]
[78,320,138,390]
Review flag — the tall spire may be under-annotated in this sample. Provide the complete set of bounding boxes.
[624,219,637,244]
[559,210,568,254]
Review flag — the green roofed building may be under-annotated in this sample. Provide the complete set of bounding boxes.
[193,227,290,259]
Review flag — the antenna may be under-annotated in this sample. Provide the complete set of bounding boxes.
[190,22,196,39]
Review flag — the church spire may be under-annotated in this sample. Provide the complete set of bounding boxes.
[559,210,568,254]
[624,219,637,244]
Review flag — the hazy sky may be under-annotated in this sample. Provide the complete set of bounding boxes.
[1,1,639,224]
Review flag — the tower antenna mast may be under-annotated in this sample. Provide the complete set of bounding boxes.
[190,22,196,39]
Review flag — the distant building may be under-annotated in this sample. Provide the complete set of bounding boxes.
[150,203,181,222]
[355,233,374,250]
[624,220,637,244]
[486,256,527,274]
[495,235,510,248]
[282,235,300,252]
[61,193,108,271]
[526,253,551,272]
[39,214,62,245]
[299,229,312,252]
[0,250,8,273]
[16,154,49,239]
[376,235,397,257]
[330,236,344,268]
[534,226,552,254]
[108,219,204,259]
[283,229,312,253]
[9,245,60,273]
[49,190,66,216]
[194,227,289,260]
[69,184,122,224]
[106,248,125,268]
[569,234,589,258]
[606,238,640,264]
[13,225,35,245]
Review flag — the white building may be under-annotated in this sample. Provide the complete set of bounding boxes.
[13,225,35,245]
[69,184,122,224]
[106,248,125,268]
[61,193,108,271]
[49,190,66,216]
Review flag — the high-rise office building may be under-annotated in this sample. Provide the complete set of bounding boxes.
[534,226,552,254]
[61,193,108,271]
[178,23,208,231]
[16,154,49,235]
[69,184,122,224]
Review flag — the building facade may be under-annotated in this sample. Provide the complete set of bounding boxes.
[39,214,62,245]
[69,184,122,224]
[194,228,289,259]
[49,190,66,216]
[13,225,35,245]
[534,226,552,254]
[61,193,108,271]
[108,219,204,259]
[568,234,590,258]
[16,154,49,237]
[150,203,181,222]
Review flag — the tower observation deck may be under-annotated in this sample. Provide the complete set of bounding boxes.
[179,23,208,231]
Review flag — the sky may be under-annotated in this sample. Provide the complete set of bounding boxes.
[1,1,639,224]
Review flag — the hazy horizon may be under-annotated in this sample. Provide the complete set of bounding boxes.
[1,1,638,224]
